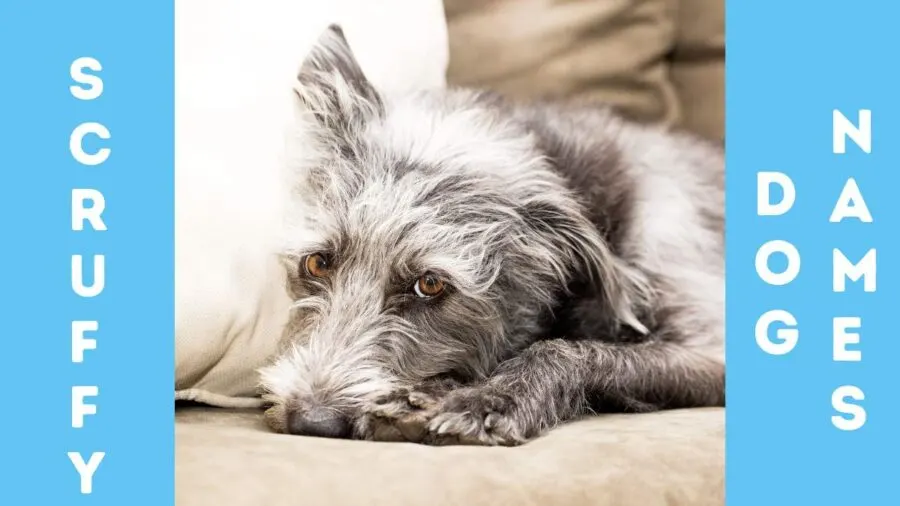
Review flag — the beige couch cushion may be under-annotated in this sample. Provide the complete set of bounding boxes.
[444,0,725,141]
[669,0,724,141]
[176,407,724,506]
[445,0,680,127]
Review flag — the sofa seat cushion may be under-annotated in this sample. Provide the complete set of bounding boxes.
[175,406,724,506]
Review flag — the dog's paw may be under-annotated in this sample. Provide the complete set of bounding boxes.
[424,387,528,446]
[361,387,441,443]
[261,394,289,433]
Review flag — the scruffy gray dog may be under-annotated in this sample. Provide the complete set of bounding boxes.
[259,25,725,446]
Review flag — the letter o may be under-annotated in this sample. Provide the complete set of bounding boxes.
[756,240,800,286]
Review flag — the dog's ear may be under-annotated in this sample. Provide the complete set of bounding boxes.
[293,24,383,128]
[520,200,652,336]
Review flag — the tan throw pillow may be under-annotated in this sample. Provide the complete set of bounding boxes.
[444,0,681,127]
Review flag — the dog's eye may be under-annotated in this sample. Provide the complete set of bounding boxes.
[304,253,330,278]
[413,273,445,298]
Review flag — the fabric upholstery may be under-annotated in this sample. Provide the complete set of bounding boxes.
[444,0,724,141]
[176,406,725,506]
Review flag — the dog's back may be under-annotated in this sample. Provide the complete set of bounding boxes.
[481,97,725,361]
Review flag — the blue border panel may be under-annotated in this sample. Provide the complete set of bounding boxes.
[727,1,899,504]
[0,1,174,504]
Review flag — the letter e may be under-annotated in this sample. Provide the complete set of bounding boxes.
[833,317,862,362]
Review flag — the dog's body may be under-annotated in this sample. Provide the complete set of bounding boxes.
[259,26,724,446]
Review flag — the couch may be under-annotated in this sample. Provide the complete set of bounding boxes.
[175,1,725,504]
[445,0,724,142]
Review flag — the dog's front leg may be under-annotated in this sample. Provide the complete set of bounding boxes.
[405,338,725,446]
[359,375,466,442]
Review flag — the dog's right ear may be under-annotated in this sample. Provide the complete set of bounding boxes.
[293,24,384,128]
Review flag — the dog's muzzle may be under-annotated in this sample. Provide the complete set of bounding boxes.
[287,407,352,439]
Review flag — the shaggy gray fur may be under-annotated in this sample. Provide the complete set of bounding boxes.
[259,25,725,446]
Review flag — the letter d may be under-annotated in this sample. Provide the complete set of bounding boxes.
[758,172,796,216]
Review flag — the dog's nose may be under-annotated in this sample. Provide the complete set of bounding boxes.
[287,408,351,439]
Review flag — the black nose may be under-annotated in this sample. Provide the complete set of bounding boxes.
[287,408,351,439]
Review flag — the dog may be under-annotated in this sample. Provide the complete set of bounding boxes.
[259,24,725,446]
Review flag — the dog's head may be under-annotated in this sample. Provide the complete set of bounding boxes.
[259,25,649,439]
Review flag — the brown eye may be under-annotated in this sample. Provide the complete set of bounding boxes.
[304,253,330,278]
[413,273,445,298]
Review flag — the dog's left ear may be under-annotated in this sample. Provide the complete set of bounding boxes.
[293,24,383,127]
[521,200,652,335]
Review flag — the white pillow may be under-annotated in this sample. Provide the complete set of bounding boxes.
[174,0,449,407]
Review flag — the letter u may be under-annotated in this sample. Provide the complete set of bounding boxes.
[72,255,105,297]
